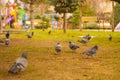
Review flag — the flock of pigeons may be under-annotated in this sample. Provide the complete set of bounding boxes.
[55,33,112,57]
[55,34,99,57]
[0,30,113,74]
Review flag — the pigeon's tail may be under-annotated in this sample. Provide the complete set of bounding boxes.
[8,70,13,74]
[8,62,26,74]
[8,63,20,74]
[26,34,32,38]
[8,69,15,74]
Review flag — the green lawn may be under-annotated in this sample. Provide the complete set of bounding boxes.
[0,29,120,80]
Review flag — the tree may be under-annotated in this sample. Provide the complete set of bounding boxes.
[82,4,95,16]
[88,0,112,30]
[71,7,80,29]
[51,0,78,33]
[20,0,47,29]
[114,3,120,27]
[110,0,120,32]
[71,3,95,29]
[111,0,120,3]
[77,0,86,31]
[111,1,115,32]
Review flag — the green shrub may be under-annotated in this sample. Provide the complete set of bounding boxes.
[34,14,41,19]
[35,21,51,29]
[83,22,99,29]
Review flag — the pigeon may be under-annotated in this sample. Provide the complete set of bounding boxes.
[69,41,79,50]
[8,52,28,74]
[48,30,51,35]
[83,34,91,40]
[82,45,98,56]
[5,38,10,45]
[26,32,34,38]
[78,34,91,44]
[55,43,62,53]
[5,31,10,39]
[108,34,112,41]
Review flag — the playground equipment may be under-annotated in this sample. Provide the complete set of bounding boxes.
[5,2,27,29]
[5,3,18,28]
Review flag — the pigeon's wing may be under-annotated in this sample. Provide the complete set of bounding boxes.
[81,40,86,44]
[26,34,32,38]
[83,49,93,56]
[16,57,28,71]
[70,44,76,50]
[87,48,97,55]
[71,45,79,50]
[8,57,28,74]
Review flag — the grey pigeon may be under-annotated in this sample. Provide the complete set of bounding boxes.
[82,45,98,56]
[69,41,79,50]
[8,52,28,74]
[5,38,10,45]
[108,34,112,41]
[55,43,62,53]
[78,34,91,44]
[83,34,91,40]
[48,30,51,35]
[5,31,10,39]
[26,32,34,38]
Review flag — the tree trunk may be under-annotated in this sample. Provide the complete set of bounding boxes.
[30,0,34,29]
[63,13,66,33]
[79,2,82,31]
[97,17,100,30]
[112,1,114,32]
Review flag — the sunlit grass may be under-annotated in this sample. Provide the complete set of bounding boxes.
[0,29,120,80]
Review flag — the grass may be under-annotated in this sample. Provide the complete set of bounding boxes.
[0,29,120,80]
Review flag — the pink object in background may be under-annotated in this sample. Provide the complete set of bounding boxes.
[115,22,120,30]
[6,16,14,24]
